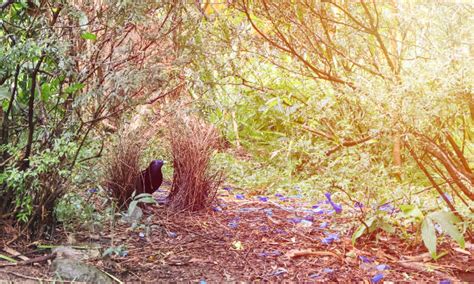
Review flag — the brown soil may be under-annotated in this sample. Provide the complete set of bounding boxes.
[0,190,472,282]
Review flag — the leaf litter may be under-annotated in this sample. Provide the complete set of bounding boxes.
[0,188,472,282]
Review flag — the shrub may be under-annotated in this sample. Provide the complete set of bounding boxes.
[0,138,76,238]
[54,191,104,233]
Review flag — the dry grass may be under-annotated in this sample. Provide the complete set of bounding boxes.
[168,114,223,211]
[103,135,144,208]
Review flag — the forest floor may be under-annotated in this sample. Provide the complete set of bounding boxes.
[0,188,472,283]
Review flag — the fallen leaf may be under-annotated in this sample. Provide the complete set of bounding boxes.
[286,249,340,259]
[453,247,471,256]
[269,267,288,276]
[267,216,281,225]
[232,241,244,250]
[397,261,457,282]
[3,247,29,261]
[401,252,431,262]
[464,242,473,250]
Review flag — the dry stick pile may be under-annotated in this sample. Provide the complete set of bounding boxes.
[104,136,143,208]
[168,115,223,211]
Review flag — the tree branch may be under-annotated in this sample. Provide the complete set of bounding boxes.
[21,55,45,170]
[0,0,15,11]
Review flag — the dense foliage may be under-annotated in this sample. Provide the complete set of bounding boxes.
[0,0,189,237]
[188,1,473,255]
[189,1,473,213]
[0,0,471,256]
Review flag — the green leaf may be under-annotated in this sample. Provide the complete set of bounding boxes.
[421,217,437,258]
[368,217,380,233]
[400,204,424,220]
[368,35,377,55]
[282,97,293,106]
[102,247,115,257]
[81,32,97,41]
[429,211,465,249]
[12,2,27,10]
[40,83,51,101]
[352,217,375,245]
[0,253,17,263]
[352,224,366,245]
[432,251,448,260]
[135,193,153,200]
[134,193,156,204]
[379,221,395,234]
[265,97,279,108]
[127,200,138,217]
[0,86,9,101]
[78,11,89,28]
[138,197,156,204]
[2,100,8,111]
[296,6,304,22]
[64,83,84,94]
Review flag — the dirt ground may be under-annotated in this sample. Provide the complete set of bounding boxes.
[0,190,472,283]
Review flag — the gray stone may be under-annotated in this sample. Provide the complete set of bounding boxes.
[52,246,87,261]
[121,206,143,225]
[52,245,101,260]
[52,258,113,284]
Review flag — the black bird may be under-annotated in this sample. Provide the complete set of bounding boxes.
[136,160,164,195]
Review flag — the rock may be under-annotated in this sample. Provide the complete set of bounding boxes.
[121,206,143,225]
[52,245,101,260]
[52,246,87,261]
[52,258,113,284]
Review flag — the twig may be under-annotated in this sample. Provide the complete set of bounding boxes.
[3,246,29,261]
[100,268,123,284]
[0,253,56,267]
[285,248,341,259]
[6,271,73,283]
[397,261,459,282]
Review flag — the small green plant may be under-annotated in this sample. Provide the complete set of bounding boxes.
[115,193,157,246]
[103,245,128,258]
[351,208,396,245]
[421,211,465,259]
[54,191,105,232]
[126,193,156,218]
[352,204,466,260]
[398,204,465,259]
